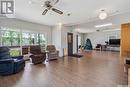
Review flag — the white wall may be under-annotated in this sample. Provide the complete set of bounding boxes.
[75,11,130,33]
[52,25,77,57]
[84,30,120,48]
[61,26,77,54]
[0,18,79,57]
[77,33,84,46]
[74,12,130,49]
[0,18,52,44]
[52,25,62,56]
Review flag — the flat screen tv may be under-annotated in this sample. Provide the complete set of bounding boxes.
[109,39,120,45]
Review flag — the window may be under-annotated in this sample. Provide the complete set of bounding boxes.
[22,32,30,45]
[0,27,47,56]
[37,33,46,45]
[1,29,20,46]
[21,32,46,46]
[0,27,47,47]
[109,36,116,39]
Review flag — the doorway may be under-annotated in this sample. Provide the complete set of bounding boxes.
[67,33,73,56]
[76,35,82,53]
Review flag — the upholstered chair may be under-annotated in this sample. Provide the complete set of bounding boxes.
[0,47,25,75]
[46,45,59,60]
[30,45,46,64]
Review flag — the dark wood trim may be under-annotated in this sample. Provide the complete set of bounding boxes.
[67,33,73,56]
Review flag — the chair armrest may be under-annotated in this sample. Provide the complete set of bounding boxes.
[47,51,59,56]
[40,52,46,55]
[0,59,14,64]
[56,50,59,56]
[12,56,23,60]
[30,54,45,57]
[48,50,59,53]
[30,54,39,58]
[56,50,59,53]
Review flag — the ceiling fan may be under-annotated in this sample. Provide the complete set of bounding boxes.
[42,0,63,15]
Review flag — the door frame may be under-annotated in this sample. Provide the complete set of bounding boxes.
[67,33,73,56]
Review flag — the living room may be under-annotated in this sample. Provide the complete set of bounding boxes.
[1,0,130,87]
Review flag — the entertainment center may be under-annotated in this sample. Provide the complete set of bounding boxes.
[106,39,120,52]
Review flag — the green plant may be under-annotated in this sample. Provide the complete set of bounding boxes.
[10,49,20,57]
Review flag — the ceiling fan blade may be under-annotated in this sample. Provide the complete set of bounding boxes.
[42,9,48,15]
[52,8,63,15]
[49,0,59,5]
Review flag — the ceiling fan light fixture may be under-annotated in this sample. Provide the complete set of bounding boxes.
[99,10,107,20]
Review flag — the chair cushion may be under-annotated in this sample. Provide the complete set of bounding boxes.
[0,63,14,75]
[0,53,10,60]
[0,59,14,75]
[46,45,56,52]
[50,51,57,55]
[0,47,25,75]
[30,45,42,54]
[14,59,25,73]
[0,47,10,60]
[0,47,9,53]
[14,59,24,63]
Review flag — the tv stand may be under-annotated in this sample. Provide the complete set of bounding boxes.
[106,45,120,52]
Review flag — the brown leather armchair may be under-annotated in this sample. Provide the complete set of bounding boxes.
[30,45,46,64]
[46,45,59,60]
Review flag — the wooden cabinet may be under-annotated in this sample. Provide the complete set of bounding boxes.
[121,23,130,57]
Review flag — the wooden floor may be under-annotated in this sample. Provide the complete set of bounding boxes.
[0,51,128,87]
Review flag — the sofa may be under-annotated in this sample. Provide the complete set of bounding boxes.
[46,45,59,60]
[0,47,25,76]
[30,45,46,64]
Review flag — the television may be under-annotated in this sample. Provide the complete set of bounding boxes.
[109,39,120,45]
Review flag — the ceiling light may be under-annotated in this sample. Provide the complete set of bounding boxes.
[103,29,120,32]
[95,23,112,28]
[76,29,80,32]
[99,10,108,20]
[28,1,32,4]
[58,23,62,26]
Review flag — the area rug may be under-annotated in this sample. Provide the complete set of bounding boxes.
[70,54,83,58]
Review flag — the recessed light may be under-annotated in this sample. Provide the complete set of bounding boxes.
[95,23,112,28]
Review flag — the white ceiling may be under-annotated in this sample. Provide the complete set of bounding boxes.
[15,0,130,26]
[76,11,130,33]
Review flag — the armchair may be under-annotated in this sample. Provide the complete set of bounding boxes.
[30,45,46,64]
[0,47,25,76]
[94,44,102,51]
[46,45,59,60]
